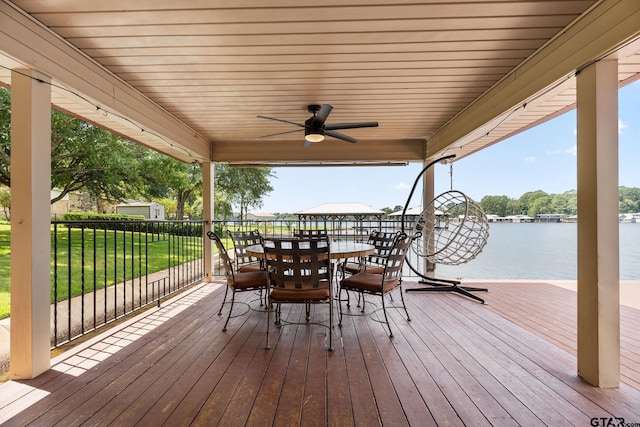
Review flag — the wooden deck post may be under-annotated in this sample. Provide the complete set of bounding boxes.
[9,69,52,379]
[423,158,436,277]
[202,160,215,279]
[576,59,620,387]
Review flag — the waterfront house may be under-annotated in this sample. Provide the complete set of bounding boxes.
[1,1,639,422]
[536,213,565,223]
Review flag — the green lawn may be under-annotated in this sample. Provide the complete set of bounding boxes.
[0,224,204,320]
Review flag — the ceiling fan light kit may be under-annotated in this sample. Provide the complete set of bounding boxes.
[304,132,325,143]
[258,104,378,147]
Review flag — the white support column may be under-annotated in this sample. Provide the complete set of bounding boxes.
[10,69,52,379]
[423,159,436,277]
[576,59,620,388]
[201,161,215,280]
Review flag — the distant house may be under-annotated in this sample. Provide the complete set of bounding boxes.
[50,189,117,218]
[619,213,640,223]
[504,215,535,223]
[537,213,564,223]
[246,212,276,221]
[116,201,165,220]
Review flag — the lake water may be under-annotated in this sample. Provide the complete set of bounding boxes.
[427,222,640,280]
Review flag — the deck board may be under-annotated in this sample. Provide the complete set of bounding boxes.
[482,281,640,391]
[1,280,640,426]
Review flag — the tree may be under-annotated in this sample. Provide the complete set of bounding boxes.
[550,190,577,216]
[381,205,403,216]
[213,186,233,220]
[619,186,640,213]
[479,195,511,217]
[138,153,202,220]
[0,187,9,220]
[518,190,549,216]
[1,86,145,203]
[215,164,274,220]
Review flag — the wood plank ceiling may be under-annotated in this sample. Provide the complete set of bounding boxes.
[1,0,639,165]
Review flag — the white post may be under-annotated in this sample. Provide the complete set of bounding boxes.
[202,161,215,279]
[423,159,436,277]
[576,59,620,387]
[10,69,52,379]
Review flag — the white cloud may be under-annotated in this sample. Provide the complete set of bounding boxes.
[566,145,577,156]
[524,156,536,163]
[546,149,561,155]
[393,182,410,191]
[619,119,627,134]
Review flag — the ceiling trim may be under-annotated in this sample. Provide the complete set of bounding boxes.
[212,139,425,164]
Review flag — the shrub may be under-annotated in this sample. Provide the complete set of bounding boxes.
[61,212,145,221]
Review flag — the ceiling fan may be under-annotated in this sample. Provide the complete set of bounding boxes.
[257,104,379,147]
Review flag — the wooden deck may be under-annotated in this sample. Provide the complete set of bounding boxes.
[1,280,639,426]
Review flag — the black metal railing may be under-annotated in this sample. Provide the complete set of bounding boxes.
[49,218,424,347]
[51,220,206,347]
[213,218,406,240]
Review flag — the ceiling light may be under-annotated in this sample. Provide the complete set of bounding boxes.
[304,132,325,143]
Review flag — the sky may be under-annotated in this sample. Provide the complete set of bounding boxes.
[258,80,640,214]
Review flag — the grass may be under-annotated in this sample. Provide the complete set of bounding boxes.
[0,224,204,320]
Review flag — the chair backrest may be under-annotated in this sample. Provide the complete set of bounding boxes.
[263,237,331,292]
[293,229,328,240]
[382,232,417,282]
[227,229,262,268]
[206,231,235,283]
[366,230,400,265]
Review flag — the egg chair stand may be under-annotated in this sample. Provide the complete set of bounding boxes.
[401,155,489,304]
[404,267,488,304]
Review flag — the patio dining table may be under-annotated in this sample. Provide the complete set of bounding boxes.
[245,240,375,261]
[245,239,376,298]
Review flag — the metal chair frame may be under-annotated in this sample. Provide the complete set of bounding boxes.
[263,237,333,351]
[207,231,268,331]
[338,232,417,337]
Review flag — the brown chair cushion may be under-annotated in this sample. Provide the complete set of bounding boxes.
[343,262,384,275]
[231,271,267,290]
[341,272,399,294]
[270,287,330,302]
[238,262,263,273]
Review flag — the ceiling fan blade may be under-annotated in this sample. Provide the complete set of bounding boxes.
[259,129,304,138]
[313,104,333,125]
[325,121,379,131]
[325,130,357,143]
[257,115,304,128]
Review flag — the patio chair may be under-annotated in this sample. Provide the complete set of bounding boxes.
[293,229,328,239]
[338,231,416,337]
[340,230,399,277]
[262,237,333,351]
[207,231,269,332]
[227,229,263,272]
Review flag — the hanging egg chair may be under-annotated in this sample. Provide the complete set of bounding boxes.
[411,190,490,266]
[401,155,490,303]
